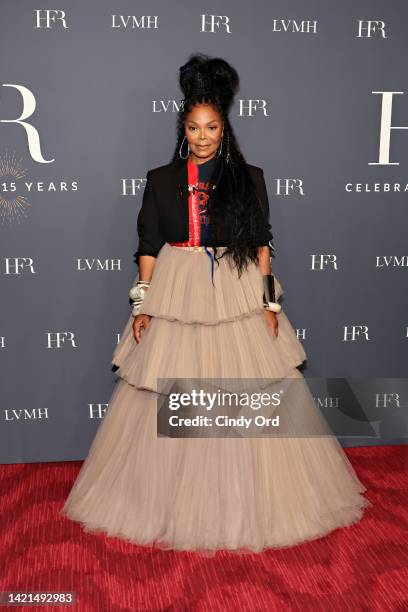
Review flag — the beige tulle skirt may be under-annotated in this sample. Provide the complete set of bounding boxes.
[60,243,371,555]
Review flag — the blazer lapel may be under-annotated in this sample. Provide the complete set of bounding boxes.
[170,156,189,238]
[172,156,188,203]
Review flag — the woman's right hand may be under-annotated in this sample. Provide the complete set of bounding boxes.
[132,314,152,343]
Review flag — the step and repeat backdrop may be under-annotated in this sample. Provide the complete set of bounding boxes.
[1,0,407,463]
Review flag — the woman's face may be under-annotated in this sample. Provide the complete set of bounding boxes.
[184,103,223,163]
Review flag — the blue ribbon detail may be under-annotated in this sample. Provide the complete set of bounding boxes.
[202,209,216,286]
[204,245,216,287]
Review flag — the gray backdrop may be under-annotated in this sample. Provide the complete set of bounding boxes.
[1,0,407,463]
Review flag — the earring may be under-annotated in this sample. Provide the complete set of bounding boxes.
[179,135,190,159]
[217,132,224,157]
[225,132,231,164]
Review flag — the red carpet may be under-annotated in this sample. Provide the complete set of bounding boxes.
[0,445,407,611]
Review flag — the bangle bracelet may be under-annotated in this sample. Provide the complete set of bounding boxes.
[129,281,150,299]
[129,280,151,316]
[263,301,282,313]
[262,274,281,313]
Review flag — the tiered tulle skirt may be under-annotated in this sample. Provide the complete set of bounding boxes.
[60,243,371,555]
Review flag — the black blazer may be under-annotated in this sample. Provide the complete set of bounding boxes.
[134,157,273,264]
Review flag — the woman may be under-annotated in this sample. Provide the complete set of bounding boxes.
[61,54,371,555]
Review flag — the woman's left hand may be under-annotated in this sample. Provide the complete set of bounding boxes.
[263,309,279,337]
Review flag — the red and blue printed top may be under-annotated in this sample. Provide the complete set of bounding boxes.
[170,154,217,247]
[170,154,218,284]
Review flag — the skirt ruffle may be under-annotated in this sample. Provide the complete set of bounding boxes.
[112,243,306,391]
[61,243,371,555]
[62,380,370,555]
[136,242,284,325]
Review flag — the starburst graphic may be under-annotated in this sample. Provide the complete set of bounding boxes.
[0,150,31,225]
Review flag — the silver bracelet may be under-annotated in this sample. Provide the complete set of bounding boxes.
[129,280,151,316]
[262,274,282,313]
